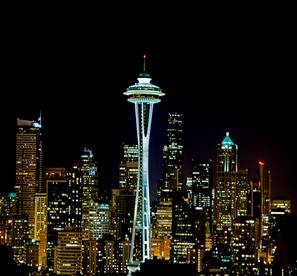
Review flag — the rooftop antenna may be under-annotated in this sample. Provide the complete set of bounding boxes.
[143,54,146,72]
[38,110,42,127]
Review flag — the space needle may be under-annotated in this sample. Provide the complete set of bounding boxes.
[123,55,165,273]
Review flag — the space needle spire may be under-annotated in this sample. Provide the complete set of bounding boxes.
[143,54,146,72]
[123,55,165,273]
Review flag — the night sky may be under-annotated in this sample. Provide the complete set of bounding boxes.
[2,6,296,213]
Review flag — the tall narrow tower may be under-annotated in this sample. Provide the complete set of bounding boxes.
[16,117,43,239]
[160,112,184,194]
[123,55,165,270]
[214,132,238,229]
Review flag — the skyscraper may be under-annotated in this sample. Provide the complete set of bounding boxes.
[79,147,99,239]
[191,159,213,229]
[160,112,184,194]
[214,132,238,229]
[123,56,165,271]
[152,194,172,260]
[46,167,69,271]
[231,217,259,275]
[34,193,47,269]
[236,169,249,217]
[256,161,272,261]
[257,161,272,220]
[171,192,194,264]
[16,117,43,238]
[54,227,82,275]
[119,144,138,191]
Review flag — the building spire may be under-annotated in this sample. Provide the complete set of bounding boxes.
[38,110,42,127]
[143,54,146,72]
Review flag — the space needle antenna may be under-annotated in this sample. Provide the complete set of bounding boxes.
[143,54,146,72]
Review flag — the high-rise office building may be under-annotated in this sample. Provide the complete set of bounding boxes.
[160,112,184,194]
[109,188,134,274]
[171,192,194,264]
[80,147,98,202]
[97,236,117,274]
[210,226,232,273]
[231,217,259,275]
[250,178,261,219]
[123,56,165,271]
[236,169,249,217]
[258,161,272,240]
[96,203,110,239]
[78,147,99,239]
[46,167,69,271]
[153,195,172,239]
[54,228,82,275]
[66,165,82,231]
[115,190,135,242]
[16,117,43,238]
[269,197,291,265]
[214,132,238,229]
[119,144,138,191]
[11,215,29,264]
[82,239,97,275]
[257,161,272,217]
[255,161,272,261]
[191,159,213,229]
[34,193,47,269]
[118,145,138,267]
[152,194,172,260]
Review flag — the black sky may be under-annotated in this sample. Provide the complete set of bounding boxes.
[2,5,296,212]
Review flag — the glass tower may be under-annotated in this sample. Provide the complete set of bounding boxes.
[161,112,184,194]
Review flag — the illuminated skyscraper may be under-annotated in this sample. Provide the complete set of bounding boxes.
[79,147,99,239]
[46,167,68,271]
[269,197,291,264]
[11,215,29,264]
[257,161,272,220]
[152,194,172,260]
[160,113,184,194]
[34,193,47,269]
[214,132,238,229]
[54,228,82,275]
[16,117,43,239]
[236,169,249,217]
[191,159,213,229]
[66,166,82,230]
[231,217,259,275]
[119,144,138,191]
[256,161,272,261]
[171,192,194,264]
[123,56,165,271]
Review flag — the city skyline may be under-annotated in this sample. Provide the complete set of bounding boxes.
[2,8,296,215]
[4,103,296,216]
[1,6,297,274]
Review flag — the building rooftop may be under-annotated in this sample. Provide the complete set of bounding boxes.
[17,118,41,128]
[221,132,234,145]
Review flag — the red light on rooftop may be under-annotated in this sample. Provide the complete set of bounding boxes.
[259,161,265,166]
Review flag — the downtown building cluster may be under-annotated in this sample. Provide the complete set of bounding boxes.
[0,72,296,275]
